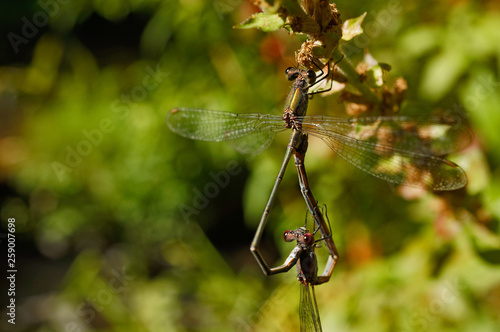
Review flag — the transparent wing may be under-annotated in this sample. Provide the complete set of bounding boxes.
[166,108,286,156]
[300,284,322,332]
[298,115,472,156]
[303,124,467,190]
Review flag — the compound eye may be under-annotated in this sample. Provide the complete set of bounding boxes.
[306,70,316,84]
[303,233,314,246]
[286,67,299,81]
[283,230,293,242]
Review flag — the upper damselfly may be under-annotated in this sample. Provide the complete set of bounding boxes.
[167,65,470,191]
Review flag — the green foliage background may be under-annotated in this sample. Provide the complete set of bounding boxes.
[1,0,500,331]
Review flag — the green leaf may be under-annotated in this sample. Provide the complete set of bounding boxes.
[362,51,385,88]
[366,64,385,87]
[468,223,500,265]
[419,50,467,101]
[281,0,306,16]
[342,12,366,41]
[234,12,285,32]
[475,249,500,265]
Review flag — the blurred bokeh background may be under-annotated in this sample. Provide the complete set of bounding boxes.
[1,0,500,331]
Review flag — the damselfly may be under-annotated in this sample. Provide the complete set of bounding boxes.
[281,208,333,332]
[167,65,470,190]
[167,62,470,194]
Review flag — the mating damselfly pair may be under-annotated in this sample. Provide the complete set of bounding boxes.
[166,60,470,331]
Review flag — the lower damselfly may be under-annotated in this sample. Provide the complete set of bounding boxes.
[281,208,334,332]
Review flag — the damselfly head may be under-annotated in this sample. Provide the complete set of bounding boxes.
[283,230,294,242]
[305,69,316,85]
[303,233,314,246]
[285,67,300,81]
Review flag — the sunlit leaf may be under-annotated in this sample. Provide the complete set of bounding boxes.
[366,64,385,87]
[361,51,386,88]
[234,12,285,32]
[341,12,366,41]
